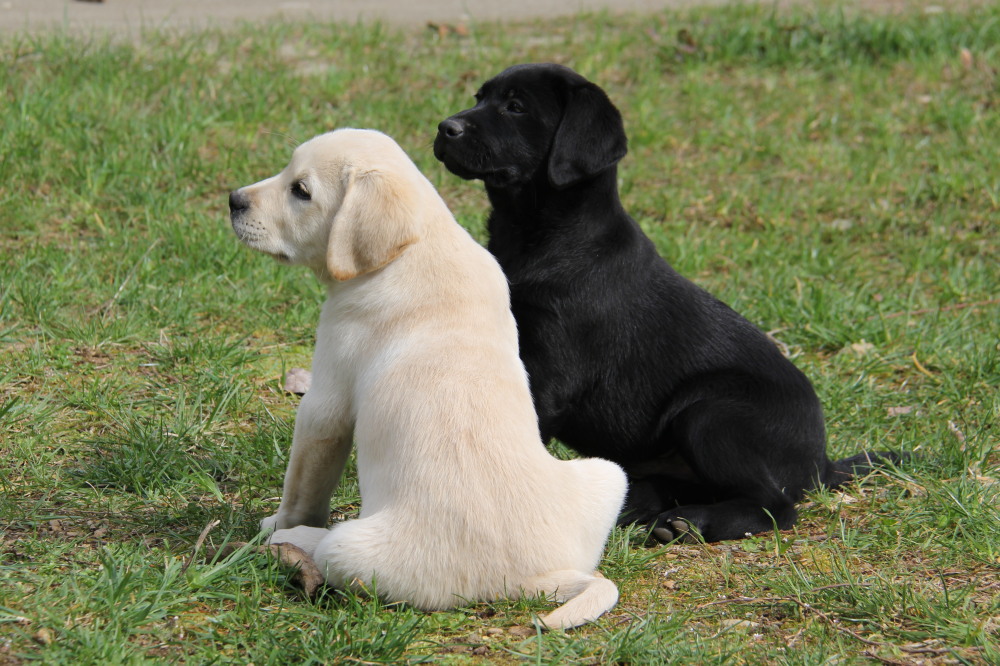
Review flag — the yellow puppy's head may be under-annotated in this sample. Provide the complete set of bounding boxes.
[229,129,422,281]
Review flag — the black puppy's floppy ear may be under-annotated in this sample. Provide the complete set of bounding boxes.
[327,168,420,281]
[548,83,628,189]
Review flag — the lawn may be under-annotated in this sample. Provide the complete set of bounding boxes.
[1,1,998,663]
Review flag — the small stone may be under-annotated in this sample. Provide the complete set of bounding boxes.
[720,619,761,630]
[847,341,875,356]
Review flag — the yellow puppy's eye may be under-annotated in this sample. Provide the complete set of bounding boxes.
[291,180,311,201]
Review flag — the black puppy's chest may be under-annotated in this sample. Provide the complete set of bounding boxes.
[494,257,675,457]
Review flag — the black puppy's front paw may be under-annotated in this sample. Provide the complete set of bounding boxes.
[648,516,704,545]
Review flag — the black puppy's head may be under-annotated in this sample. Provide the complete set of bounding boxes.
[433,63,627,190]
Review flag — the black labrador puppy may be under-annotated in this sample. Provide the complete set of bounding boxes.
[434,63,901,543]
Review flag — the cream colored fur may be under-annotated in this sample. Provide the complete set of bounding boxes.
[230,129,627,629]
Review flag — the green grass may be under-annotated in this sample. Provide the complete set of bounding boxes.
[1,1,998,663]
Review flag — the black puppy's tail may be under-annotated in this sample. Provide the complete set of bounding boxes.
[823,451,908,490]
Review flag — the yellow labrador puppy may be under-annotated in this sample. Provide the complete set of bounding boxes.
[228,129,627,629]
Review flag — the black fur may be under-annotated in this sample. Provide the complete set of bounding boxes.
[434,63,901,542]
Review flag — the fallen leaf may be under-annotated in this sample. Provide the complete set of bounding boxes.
[507,625,536,638]
[426,22,469,38]
[203,541,325,598]
[677,28,697,47]
[266,543,326,598]
[832,491,859,504]
[960,47,973,70]
[887,406,915,416]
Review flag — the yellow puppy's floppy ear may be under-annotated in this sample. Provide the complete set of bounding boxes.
[327,168,420,281]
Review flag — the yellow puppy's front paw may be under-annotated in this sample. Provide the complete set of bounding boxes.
[260,514,282,533]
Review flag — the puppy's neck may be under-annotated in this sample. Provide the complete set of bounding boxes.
[485,167,625,233]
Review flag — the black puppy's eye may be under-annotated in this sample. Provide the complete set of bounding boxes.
[505,100,526,114]
[291,180,311,201]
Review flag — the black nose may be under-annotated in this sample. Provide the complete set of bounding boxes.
[438,118,465,139]
[229,190,249,214]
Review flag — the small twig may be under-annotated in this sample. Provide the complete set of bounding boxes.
[866,298,1000,321]
[181,519,220,573]
[697,583,865,608]
[101,238,161,318]
[863,652,909,666]
[202,541,248,562]
[911,352,936,379]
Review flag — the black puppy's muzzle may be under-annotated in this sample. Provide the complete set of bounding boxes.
[433,116,471,162]
[434,116,483,182]
[438,117,466,139]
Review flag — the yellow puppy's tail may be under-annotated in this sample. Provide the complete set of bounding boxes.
[524,570,619,630]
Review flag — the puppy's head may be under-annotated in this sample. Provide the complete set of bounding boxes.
[433,63,627,190]
[229,129,421,282]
